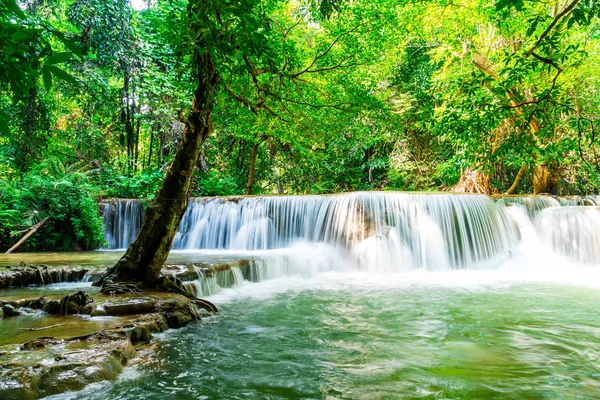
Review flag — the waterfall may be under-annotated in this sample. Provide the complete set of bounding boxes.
[535,206,600,265]
[102,199,144,249]
[101,193,600,283]
[103,193,518,270]
[496,195,560,218]
[185,265,246,297]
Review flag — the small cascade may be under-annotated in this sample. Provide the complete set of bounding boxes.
[557,196,592,206]
[185,265,245,297]
[535,207,600,265]
[0,266,93,288]
[102,199,144,249]
[496,195,560,218]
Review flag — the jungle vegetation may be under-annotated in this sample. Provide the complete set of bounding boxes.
[1,0,599,265]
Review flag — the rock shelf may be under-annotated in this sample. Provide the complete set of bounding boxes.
[0,291,211,399]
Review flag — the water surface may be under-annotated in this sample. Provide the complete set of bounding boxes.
[49,272,600,399]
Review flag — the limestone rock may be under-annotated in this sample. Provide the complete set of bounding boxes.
[90,305,107,317]
[103,297,157,316]
[159,297,198,328]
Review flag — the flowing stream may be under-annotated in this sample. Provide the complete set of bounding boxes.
[20,193,600,397]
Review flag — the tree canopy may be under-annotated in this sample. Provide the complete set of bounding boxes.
[1,0,600,252]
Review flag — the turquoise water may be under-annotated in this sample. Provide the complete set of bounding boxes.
[52,272,600,399]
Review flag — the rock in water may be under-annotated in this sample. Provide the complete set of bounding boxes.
[58,291,94,316]
[2,304,21,317]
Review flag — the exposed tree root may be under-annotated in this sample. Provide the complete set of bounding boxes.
[160,275,218,313]
[450,168,495,194]
[99,281,144,295]
[97,274,218,313]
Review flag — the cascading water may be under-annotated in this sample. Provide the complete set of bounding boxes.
[496,195,560,218]
[102,199,144,249]
[535,206,600,264]
[100,192,600,296]
[171,193,518,270]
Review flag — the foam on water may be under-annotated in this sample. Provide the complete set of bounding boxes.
[193,205,600,303]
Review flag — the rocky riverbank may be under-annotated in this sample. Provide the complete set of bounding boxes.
[0,290,211,399]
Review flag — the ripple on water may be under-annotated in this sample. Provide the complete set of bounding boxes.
[35,277,600,400]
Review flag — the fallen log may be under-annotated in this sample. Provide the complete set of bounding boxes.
[4,216,49,254]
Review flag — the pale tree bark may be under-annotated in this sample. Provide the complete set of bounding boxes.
[504,164,526,195]
[472,53,551,193]
[533,165,550,194]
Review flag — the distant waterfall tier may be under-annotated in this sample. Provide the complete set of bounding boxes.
[535,206,600,264]
[102,193,518,270]
[495,195,560,218]
[102,199,144,249]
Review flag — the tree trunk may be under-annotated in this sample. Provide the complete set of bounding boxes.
[504,164,526,195]
[533,165,550,194]
[5,217,49,254]
[246,142,259,195]
[147,125,154,168]
[98,52,220,289]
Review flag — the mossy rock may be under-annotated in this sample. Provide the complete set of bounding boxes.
[2,304,21,317]
[0,368,40,400]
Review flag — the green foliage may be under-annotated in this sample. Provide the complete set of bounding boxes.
[193,171,241,197]
[0,158,104,251]
[102,169,165,199]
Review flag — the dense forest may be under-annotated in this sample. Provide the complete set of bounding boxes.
[1,0,600,252]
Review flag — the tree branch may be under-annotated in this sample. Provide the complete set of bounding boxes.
[526,0,581,55]
[291,23,365,78]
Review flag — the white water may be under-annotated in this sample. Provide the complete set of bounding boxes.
[102,200,143,249]
[536,206,600,264]
[102,192,600,296]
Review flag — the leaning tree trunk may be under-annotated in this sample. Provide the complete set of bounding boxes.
[504,164,526,195]
[98,53,219,290]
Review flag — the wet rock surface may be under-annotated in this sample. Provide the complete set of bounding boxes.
[103,297,157,316]
[2,304,21,317]
[0,264,96,289]
[0,291,212,399]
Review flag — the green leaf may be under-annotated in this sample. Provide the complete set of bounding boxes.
[51,31,83,56]
[46,52,72,65]
[495,0,509,11]
[5,0,25,18]
[48,65,77,84]
[0,110,10,135]
[526,16,540,37]
[514,0,524,11]
[11,30,32,41]
[42,67,52,91]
